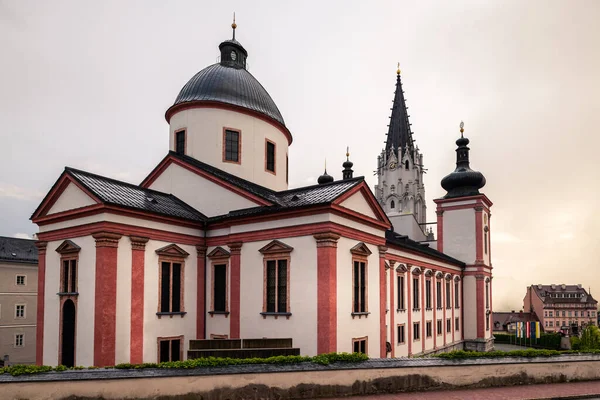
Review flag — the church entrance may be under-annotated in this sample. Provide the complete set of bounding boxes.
[61,299,76,367]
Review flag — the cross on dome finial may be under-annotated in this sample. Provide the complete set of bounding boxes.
[231,12,237,40]
[346,146,350,160]
[397,62,401,75]
[459,120,464,138]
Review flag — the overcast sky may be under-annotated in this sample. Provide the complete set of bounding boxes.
[1,0,599,311]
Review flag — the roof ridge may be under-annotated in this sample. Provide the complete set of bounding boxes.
[0,236,35,242]
[278,176,364,194]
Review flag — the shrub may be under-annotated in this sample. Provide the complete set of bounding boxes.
[580,326,600,350]
[571,336,581,351]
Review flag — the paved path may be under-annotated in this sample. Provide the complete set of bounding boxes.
[327,381,600,399]
[493,343,533,351]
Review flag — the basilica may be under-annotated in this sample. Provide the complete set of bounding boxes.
[31,23,493,367]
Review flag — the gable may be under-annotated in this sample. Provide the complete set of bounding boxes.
[47,181,98,215]
[338,190,378,220]
[146,162,263,217]
[155,244,190,258]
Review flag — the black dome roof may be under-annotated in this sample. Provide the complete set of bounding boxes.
[440,135,486,199]
[169,63,285,127]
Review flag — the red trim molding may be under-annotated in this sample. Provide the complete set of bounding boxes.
[315,233,340,354]
[475,207,483,263]
[378,246,387,358]
[406,264,412,356]
[436,210,444,253]
[333,182,391,226]
[93,232,122,367]
[165,100,293,146]
[130,236,148,364]
[31,173,101,220]
[476,275,485,338]
[228,242,243,339]
[196,245,207,339]
[389,260,395,357]
[35,241,47,365]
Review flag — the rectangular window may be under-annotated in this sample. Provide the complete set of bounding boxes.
[426,321,432,337]
[160,261,183,313]
[397,276,405,309]
[353,261,367,313]
[61,259,77,293]
[352,337,367,354]
[15,304,25,318]
[446,281,451,308]
[175,130,185,155]
[455,317,460,331]
[550,321,553,327]
[213,264,227,312]
[286,154,289,183]
[413,322,420,340]
[158,336,182,362]
[425,279,432,309]
[447,318,451,333]
[436,281,442,308]
[266,259,288,313]
[397,325,405,344]
[437,319,442,335]
[454,281,460,308]
[16,275,26,286]
[265,140,276,173]
[544,311,548,317]
[413,277,419,310]
[15,334,24,347]
[224,129,241,163]
[485,282,490,309]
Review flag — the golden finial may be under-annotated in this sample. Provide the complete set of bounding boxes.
[459,121,465,137]
[232,12,237,29]
[346,146,350,161]
[396,62,401,75]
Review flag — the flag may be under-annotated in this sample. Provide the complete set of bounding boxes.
[535,321,541,339]
[515,322,519,338]
[526,320,531,338]
[517,321,522,338]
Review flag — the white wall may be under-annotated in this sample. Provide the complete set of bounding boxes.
[148,163,259,217]
[339,192,377,219]
[43,235,96,366]
[47,183,97,215]
[336,238,381,358]
[115,240,132,364]
[463,275,477,340]
[142,240,197,363]
[442,209,476,264]
[169,108,289,192]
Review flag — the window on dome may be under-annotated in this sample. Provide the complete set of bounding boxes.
[223,129,241,163]
[265,140,276,173]
[175,130,186,155]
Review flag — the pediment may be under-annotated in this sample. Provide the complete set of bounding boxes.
[55,240,81,255]
[155,244,189,258]
[350,242,372,256]
[258,240,294,255]
[424,269,434,277]
[411,266,423,275]
[395,263,408,272]
[207,246,231,259]
[436,272,444,279]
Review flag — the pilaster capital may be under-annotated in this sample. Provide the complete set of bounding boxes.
[475,274,486,281]
[436,210,444,216]
[378,246,388,257]
[227,242,243,255]
[129,236,149,251]
[92,232,122,248]
[389,260,396,268]
[196,245,207,257]
[35,240,48,255]
[474,206,484,212]
[314,233,340,248]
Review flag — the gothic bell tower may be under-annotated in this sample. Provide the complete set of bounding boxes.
[374,66,428,241]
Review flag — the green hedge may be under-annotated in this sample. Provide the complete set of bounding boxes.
[0,352,368,377]
[493,333,562,350]
[433,349,600,360]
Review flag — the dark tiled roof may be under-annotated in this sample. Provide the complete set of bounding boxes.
[171,63,286,127]
[66,167,206,222]
[531,284,598,305]
[493,312,538,327]
[0,236,38,264]
[385,230,465,267]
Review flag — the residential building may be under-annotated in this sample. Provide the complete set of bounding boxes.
[492,311,538,335]
[0,236,38,365]
[30,22,493,367]
[524,284,597,333]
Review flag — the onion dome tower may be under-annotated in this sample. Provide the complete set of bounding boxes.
[342,147,354,180]
[440,121,486,198]
[164,17,292,191]
[317,161,334,185]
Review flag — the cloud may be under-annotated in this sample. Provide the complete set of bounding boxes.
[0,183,45,201]
[492,231,522,244]
[559,232,574,240]
[13,233,32,239]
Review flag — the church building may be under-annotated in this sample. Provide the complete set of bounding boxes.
[31,22,493,367]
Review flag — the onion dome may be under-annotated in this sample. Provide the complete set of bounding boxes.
[441,122,486,199]
[318,161,334,185]
[165,19,288,140]
[342,147,354,180]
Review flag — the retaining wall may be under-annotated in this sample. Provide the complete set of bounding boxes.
[2,355,600,400]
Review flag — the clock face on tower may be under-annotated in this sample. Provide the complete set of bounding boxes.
[230,51,237,61]
[389,162,397,170]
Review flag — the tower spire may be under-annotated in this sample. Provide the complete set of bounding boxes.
[385,63,414,160]
[231,12,237,40]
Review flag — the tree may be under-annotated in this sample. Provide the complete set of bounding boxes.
[579,325,600,350]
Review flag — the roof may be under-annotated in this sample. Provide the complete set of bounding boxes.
[385,230,465,266]
[493,312,538,327]
[0,236,38,264]
[385,73,414,160]
[65,167,206,222]
[170,63,285,127]
[531,284,598,305]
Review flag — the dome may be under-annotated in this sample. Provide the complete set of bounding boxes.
[440,136,486,199]
[166,63,286,128]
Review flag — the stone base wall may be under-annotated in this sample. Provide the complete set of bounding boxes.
[416,341,465,357]
[464,338,494,352]
[2,355,600,400]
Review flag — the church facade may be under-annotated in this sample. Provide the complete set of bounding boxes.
[31,25,493,367]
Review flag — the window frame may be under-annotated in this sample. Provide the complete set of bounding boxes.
[445,278,451,309]
[155,244,189,318]
[15,275,26,286]
[14,333,24,348]
[413,322,420,341]
[208,247,231,316]
[259,240,293,318]
[425,279,432,310]
[454,278,460,308]
[15,304,26,319]
[55,240,81,296]
[437,319,443,336]
[174,128,187,156]
[455,317,460,331]
[350,243,371,317]
[446,318,451,333]
[426,320,432,338]
[436,279,442,309]
[157,335,184,363]
[412,276,420,311]
[352,336,368,354]
[222,127,242,164]
[265,138,276,174]
[397,274,405,310]
[397,324,405,344]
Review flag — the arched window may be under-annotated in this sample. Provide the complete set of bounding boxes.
[390,200,395,209]
[405,160,409,170]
